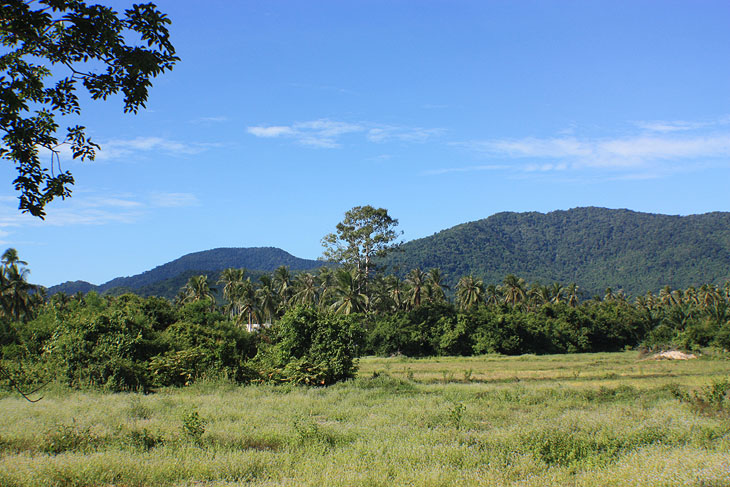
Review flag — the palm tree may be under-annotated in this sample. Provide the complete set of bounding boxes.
[331,268,368,315]
[0,249,37,321]
[257,274,278,324]
[528,283,550,309]
[405,268,427,308]
[180,275,216,306]
[425,268,449,303]
[1,248,27,268]
[218,268,246,319]
[456,275,484,311]
[566,283,579,308]
[273,266,293,310]
[500,274,526,308]
[234,278,259,331]
[550,283,565,304]
[484,284,500,307]
[385,275,406,311]
[317,267,336,310]
[292,272,319,307]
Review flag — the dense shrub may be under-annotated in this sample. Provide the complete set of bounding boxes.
[254,306,361,385]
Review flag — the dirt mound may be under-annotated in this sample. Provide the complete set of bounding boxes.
[651,350,698,360]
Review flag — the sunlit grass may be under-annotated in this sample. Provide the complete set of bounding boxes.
[1,351,729,486]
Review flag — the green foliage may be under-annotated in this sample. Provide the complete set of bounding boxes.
[672,379,730,417]
[1,0,178,217]
[42,422,99,455]
[256,306,361,385]
[383,207,730,297]
[181,409,206,445]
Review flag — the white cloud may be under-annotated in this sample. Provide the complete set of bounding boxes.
[0,190,200,230]
[191,116,229,124]
[95,136,206,160]
[149,192,199,208]
[247,119,441,148]
[424,164,510,176]
[247,126,295,138]
[467,132,730,172]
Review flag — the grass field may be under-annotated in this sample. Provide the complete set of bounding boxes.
[1,351,729,486]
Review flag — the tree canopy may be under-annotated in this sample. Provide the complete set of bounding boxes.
[321,205,401,279]
[0,0,178,217]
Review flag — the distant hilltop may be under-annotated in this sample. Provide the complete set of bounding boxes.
[49,208,730,299]
[382,207,730,297]
[48,247,326,299]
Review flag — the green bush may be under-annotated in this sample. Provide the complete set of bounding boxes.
[255,307,361,385]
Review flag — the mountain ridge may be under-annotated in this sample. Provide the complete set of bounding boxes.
[48,208,730,299]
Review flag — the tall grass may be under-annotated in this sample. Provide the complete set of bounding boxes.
[0,351,728,486]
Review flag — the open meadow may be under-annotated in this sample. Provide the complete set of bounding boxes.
[1,351,729,486]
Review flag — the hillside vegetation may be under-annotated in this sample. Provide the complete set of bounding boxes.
[49,247,325,298]
[384,207,730,297]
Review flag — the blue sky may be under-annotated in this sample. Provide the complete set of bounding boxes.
[2,0,730,287]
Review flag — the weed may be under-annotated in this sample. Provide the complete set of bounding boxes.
[42,421,99,454]
[126,396,152,420]
[672,379,730,417]
[463,368,473,382]
[126,427,163,451]
[181,409,206,445]
[448,401,466,430]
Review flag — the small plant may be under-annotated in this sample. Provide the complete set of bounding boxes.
[448,401,466,430]
[42,421,98,454]
[181,409,206,445]
[127,427,163,451]
[671,379,730,417]
[463,368,473,382]
[126,396,152,420]
[291,414,321,445]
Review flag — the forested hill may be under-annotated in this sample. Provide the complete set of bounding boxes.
[383,207,730,297]
[49,247,325,297]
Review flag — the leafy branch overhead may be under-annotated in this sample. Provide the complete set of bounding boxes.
[0,0,178,217]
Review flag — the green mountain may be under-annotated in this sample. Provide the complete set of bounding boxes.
[382,207,730,297]
[48,208,730,301]
[48,247,325,299]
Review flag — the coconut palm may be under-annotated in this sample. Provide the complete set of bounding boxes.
[256,274,278,324]
[425,268,449,304]
[0,250,37,321]
[292,272,319,307]
[566,283,579,308]
[550,283,565,304]
[331,268,368,315]
[500,274,526,308]
[405,268,427,309]
[218,268,246,319]
[317,267,336,310]
[273,266,293,309]
[484,284,500,307]
[456,275,484,311]
[384,275,406,311]
[180,275,216,306]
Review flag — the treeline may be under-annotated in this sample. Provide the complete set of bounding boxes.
[2,246,730,392]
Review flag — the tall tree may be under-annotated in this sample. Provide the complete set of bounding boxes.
[331,268,368,315]
[456,275,484,311]
[0,248,37,321]
[321,205,401,300]
[500,274,526,308]
[1,1,178,217]
[425,268,449,304]
[180,275,215,306]
[405,268,427,309]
